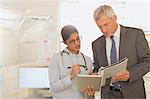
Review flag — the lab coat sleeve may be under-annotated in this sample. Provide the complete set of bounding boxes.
[83,54,93,74]
[87,96,94,99]
[86,57,93,74]
[89,58,93,73]
[48,54,72,93]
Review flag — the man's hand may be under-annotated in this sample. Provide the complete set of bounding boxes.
[81,87,95,96]
[113,70,130,81]
[70,64,80,80]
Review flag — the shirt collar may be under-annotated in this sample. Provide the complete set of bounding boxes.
[113,24,120,38]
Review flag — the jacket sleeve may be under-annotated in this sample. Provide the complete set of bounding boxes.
[129,29,150,83]
[92,42,100,73]
[48,54,72,93]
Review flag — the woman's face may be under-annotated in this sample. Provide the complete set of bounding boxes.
[65,32,81,54]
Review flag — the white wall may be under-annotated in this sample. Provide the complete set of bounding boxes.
[60,0,150,59]
[0,0,60,65]
[0,65,29,99]
[0,28,19,66]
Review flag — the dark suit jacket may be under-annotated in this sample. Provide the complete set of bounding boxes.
[92,25,150,99]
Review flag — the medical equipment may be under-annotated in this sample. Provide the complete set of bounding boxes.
[61,50,88,71]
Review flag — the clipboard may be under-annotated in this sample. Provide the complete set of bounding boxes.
[100,58,128,87]
[76,75,101,91]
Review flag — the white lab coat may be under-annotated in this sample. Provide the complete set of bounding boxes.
[48,48,93,99]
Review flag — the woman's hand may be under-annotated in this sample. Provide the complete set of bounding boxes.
[70,64,80,80]
[81,86,95,96]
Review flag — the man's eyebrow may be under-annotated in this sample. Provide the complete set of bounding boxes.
[98,23,108,28]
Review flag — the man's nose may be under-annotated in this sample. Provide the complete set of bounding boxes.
[101,27,107,33]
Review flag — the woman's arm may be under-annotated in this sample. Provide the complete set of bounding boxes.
[48,54,72,92]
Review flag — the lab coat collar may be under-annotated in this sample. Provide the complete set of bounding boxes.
[64,48,81,57]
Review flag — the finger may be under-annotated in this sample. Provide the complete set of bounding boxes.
[87,86,95,96]
[121,74,129,80]
[78,68,81,73]
[83,88,90,96]
[116,71,129,78]
[81,88,85,93]
[73,64,80,68]
[120,71,129,76]
[86,87,94,96]
[91,87,95,95]
[115,74,129,81]
[76,64,81,68]
[81,87,95,96]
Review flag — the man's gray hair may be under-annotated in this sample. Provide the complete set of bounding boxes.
[94,5,116,21]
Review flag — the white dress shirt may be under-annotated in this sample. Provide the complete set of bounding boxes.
[106,24,121,65]
[48,48,93,99]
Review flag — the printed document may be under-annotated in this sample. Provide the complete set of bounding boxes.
[100,58,128,86]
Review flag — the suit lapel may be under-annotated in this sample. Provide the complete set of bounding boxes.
[119,25,127,60]
[101,36,108,66]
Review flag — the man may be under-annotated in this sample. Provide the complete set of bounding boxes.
[92,5,150,99]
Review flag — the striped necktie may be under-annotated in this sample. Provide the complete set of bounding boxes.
[110,36,121,89]
[110,36,117,64]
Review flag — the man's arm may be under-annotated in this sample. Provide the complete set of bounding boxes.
[128,29,150,83]
[92,42,100,73]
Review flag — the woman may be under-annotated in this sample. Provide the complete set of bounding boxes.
[48,25,95,99]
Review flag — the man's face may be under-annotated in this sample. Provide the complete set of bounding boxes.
[96,15,117,37]
[65,32,80,54]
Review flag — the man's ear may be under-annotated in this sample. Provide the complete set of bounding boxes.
[113,15,117,22]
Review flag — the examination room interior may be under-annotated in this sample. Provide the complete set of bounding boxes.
[0,0,150,99]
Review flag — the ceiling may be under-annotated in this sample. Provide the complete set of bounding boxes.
[0,0,58,16]
[0,0,59,31]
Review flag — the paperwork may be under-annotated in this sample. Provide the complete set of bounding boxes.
[100,58,128,86]
[76,75,101,91]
